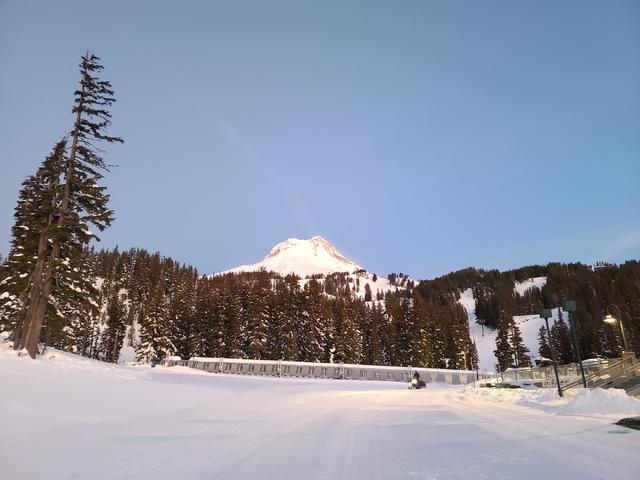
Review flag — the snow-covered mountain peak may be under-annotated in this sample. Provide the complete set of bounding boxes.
[221,236,362,277]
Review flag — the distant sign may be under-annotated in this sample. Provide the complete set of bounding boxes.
[540,308,553,319]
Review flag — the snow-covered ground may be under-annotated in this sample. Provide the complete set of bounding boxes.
[1,345,639,479]
[514,276,547,296]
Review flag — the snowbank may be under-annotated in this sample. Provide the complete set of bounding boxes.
[553,389,640,416]
[457,385,640,418]
[0,342,139,379]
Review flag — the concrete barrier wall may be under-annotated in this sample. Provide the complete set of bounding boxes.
[165,357,489,385]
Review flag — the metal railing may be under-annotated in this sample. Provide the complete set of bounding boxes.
[500,359,616,384]
[591,362,640,390]
[561,356,637,397]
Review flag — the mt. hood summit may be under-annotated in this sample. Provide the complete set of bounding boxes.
[221,236,362,276]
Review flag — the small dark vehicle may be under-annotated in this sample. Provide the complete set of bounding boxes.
[409,371,426,389]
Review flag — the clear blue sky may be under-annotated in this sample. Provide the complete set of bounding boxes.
[1,0,639,279]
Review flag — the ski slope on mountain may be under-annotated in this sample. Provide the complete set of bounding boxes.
[221,236,362,277]
[1,345,638,480]
[459,282,559,371]
[514,276,547,296]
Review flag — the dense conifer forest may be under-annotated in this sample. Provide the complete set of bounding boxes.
[417,261,640,366]
[1,247,474,368]
[2,245,638,369]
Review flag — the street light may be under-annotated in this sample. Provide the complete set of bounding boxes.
[604,304,630,353]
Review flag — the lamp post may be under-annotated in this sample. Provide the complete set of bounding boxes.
[604,304,630,353]
[561,300,587,388]
[540,308,563,397]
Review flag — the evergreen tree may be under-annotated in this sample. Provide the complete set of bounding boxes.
[345,299,365,364]
[221,279,244,358]
[430,304,447,368]
[101,292,127,363]
[412,295,435,368]
[333,298,364,364]
[203,286,226,357]
[442,302,474,369]
[551,317,573,364]
[538,326,552,359]
[280,275,302,360]
[137,282,175,363]
[15,53,122,358]
[245,271,271,359]
[363,304,385,365]
[331,299,347,363]
[364,283,372,302]
[510,321,531,367]
[49,249,101,353]
[386,293,413,366]
[300,279,327,362]
[264,283,285,360]
[469,340,479,370]
[170,269,197,359]
[494,313,513,372]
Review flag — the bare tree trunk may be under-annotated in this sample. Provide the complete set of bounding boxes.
[15,223,51,353]
[22,269,53,358]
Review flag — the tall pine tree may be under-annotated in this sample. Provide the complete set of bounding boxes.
[510,321,531,367]
[137,282,175,363]
[494,312,513,372]
[15,53,122,358]
[101,292,127,363]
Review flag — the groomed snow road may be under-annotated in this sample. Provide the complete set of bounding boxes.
[1,350,639,479]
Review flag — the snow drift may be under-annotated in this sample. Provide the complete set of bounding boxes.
[457,384,640,418]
